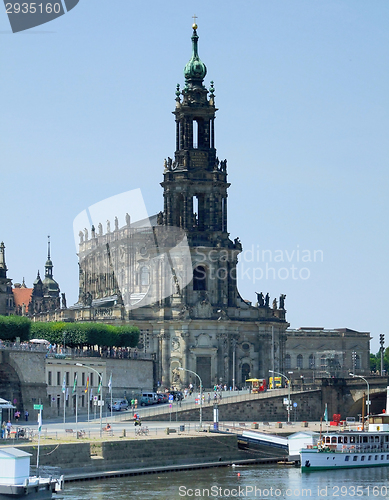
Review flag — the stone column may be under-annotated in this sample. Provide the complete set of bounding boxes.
[160,330,170,388]
[180,326,190,386]
[183,196,188,229]
[209,193,215,231]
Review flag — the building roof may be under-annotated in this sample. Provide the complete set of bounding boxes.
[0,448,31,458]
[12,286,33,312]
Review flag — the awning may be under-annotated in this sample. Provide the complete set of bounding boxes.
[0,398,16,409]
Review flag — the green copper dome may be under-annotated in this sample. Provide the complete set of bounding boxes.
[184,25,207,83]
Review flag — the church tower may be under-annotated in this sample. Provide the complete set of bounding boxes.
[0,242,14,315]
[161,22,240,310]
[72,24,289,390]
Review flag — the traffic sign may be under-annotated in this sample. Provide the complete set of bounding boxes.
[168,395,173,402]
[293,402,298,408]
[33,404,43,410]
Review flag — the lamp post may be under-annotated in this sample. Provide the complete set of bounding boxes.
[350,372,370,420]
[232,338,236,391]
[76,363,103,435]
[269,369,291,423]
[178,367,203,429]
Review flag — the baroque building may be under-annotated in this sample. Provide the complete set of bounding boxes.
[0,239,62,317]
[285,327,370,382]
[70,24,289,389]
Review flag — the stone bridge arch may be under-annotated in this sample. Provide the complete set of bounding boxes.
[347,388,387,417]
[0,349,47,413]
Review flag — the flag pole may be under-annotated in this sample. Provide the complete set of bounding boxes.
[110,372,113,422]
[75,391,78,436]
[62,374,66,425]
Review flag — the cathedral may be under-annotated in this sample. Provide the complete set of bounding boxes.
[69,24,289,389]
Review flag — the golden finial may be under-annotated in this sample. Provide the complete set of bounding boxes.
[192,14,198,30]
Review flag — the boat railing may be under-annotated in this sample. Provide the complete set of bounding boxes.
[319,444,389,454]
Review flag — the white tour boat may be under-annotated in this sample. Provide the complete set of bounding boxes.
[301,388,389,472]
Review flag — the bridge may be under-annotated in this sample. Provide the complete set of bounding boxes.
[0,343,387,423]
[140,377,389,423]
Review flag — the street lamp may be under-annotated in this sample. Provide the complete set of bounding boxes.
[269,369,291,423]
[178,367,203,429]
[76,363,103,435]
[350,372,370,420]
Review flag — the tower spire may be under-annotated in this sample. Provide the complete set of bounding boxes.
[0,242,7,278]
[47,235,51,260]
[184,20,207,87]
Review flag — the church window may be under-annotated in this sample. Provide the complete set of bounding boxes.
[221,197,227,231]
[297,354,303,368]
[242,363,250,383]
[193,265,207,291]
[140,266,150,286]
[193,120,198,148]
[309,354,315,368]
[355,354,361,369]
[285,354,291,369]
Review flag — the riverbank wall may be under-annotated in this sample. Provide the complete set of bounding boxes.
[14,434,286,479]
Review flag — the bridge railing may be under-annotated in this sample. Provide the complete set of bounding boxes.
[112,387,321,421]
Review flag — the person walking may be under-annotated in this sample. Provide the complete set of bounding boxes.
[6,420,12,438]
[207,393,211,404]
[1,421,6,439]
[14,410,20,422]
[24,410,29,422]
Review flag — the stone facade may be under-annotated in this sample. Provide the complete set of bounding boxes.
[44,357,153,418]
[285,327,371,382]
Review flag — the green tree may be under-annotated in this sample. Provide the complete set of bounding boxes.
[0,315,30,341]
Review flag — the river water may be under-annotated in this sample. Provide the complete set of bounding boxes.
[63,465,389,499]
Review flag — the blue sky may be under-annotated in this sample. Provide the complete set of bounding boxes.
[0,1,388,353]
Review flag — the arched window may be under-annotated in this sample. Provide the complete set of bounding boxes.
[285,354,291,369]
[193,266,207,291]
[309,354,315,368]
[356,354,361,369]
[140,266,150,286]
[297,354,303,369]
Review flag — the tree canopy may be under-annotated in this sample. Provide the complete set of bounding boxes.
[0,316,139,348]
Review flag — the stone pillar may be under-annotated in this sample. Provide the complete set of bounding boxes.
[183,196,188,229]
[180,326,190,386]
[209,193,215,230]
[160,330,170,388]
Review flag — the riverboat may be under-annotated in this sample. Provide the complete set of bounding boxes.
[301,413,389,472]
[0,448,63,499]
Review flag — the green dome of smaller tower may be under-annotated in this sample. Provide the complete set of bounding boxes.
[184,24,207,84]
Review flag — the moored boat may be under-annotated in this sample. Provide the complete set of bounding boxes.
[301,387,389,472]
[0,448,63,499]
